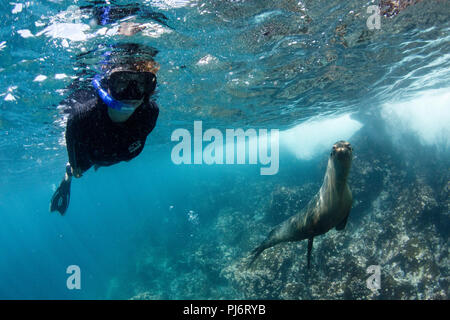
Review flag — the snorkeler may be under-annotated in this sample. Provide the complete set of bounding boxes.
[49,1,167,214]
[50,56,160,215]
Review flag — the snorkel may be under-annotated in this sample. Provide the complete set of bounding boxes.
[92,5,136,114]
[92,74,137,113]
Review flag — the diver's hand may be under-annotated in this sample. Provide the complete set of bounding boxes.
[118,22,146,36]
[66,163,82,179]
[72,167,83,178]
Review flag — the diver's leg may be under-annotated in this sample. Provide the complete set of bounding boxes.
[50,163,73,215]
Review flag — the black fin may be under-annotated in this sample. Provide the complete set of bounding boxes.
[335,214,349,231]
[247,244,266,268]
[50,177,72,215]
[307,237,314,269]
[248,232,279,268]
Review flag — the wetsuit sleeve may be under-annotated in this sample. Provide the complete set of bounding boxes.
[65,110,93,175]
[148,100,159,133]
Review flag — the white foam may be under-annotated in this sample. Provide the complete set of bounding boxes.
[4,93,16,101]
[253,10,283,24]
[17,29,34,38]
[141,22,173,38]
[55,73,67,79]
[280,114,363,160]
[11,3,23,14]
[197,54,217,66]
[381,88,450,150]
[33,75,47,82]
[36,23,90,41]
[147,0,193,10]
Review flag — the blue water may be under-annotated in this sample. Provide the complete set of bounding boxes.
[0,0,449,299]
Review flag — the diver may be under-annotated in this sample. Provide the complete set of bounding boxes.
[50,1,165,215]
[50,54,160,215]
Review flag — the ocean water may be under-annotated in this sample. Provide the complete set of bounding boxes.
[0,0,449,299]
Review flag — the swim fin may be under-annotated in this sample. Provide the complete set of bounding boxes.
[50,165,73,215]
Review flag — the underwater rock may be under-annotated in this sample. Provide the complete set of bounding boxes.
[265,183,319,224]
[380,0,423,17]
[130,291,162,300]
[221,124,448,299]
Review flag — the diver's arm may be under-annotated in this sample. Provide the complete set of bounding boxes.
[65,110,93,177]
[66,116,82,178]
[118,22,146,36]
[147,100,159,132]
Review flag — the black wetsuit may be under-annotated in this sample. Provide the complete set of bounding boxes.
[65,89,159,174]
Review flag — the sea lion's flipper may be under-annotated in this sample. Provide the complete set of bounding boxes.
[247,244,266,267]
[335,212,349,230]
[307,237,314,269]
[50,176,72,215]
[247,231,278,268]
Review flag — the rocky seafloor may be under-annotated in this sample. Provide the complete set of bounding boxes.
[111,112,448,300]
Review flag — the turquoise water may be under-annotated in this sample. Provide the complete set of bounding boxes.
[0,0,449,299]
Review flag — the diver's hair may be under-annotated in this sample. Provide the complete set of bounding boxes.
[102,59,160,77]
[100,43,160,75]
[133,60,160,74]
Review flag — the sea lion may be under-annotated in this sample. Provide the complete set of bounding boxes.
[249,141,353,268]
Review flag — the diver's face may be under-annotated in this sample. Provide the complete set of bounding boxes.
[108,92,144,109]
[121,99,144,108]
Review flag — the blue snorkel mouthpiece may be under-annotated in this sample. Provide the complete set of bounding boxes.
[92,75,136,113]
